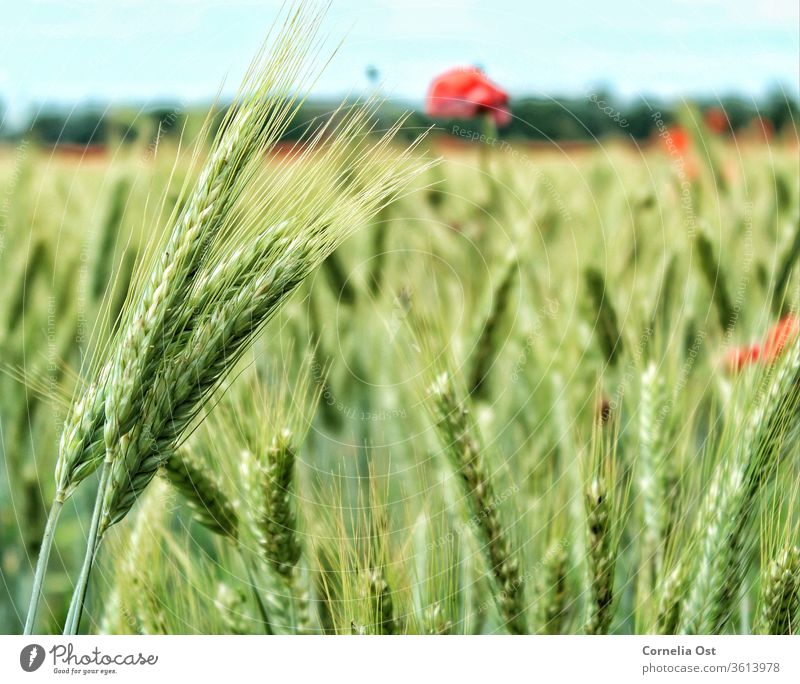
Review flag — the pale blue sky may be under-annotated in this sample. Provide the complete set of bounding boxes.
[1,0,797,119]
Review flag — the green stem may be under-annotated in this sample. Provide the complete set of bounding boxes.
[24,498,64,634]
[480,113,498,209]
[243,559,274,635]
[63,463,109,635]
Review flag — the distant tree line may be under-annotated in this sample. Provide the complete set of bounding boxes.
[0,89,796,146]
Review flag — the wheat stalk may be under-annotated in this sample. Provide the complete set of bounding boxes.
[584,266,624,366]
[250,431,301,576]
[638,361,667,586]
[582,421,624,635]
[539,540,570,634]
[360,567,398,635]
[427,371,527,634]
[583,481,615,634]
[680,336,800,633]
[215,583,255,635]
[23,2,428,636]
[90,176,130,303]
[469,251,518,398]
[655,558,689,634]
[772,216,800,314]
[161,448,239,541]
[98,480,168,635]
[244,431,311,634]
[695,225,736,333]
[6,238,48,333]
[755,546,800,634]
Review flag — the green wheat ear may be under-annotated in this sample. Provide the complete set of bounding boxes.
[161,448,239,541]
[676,103,727,193]
[359,567,399,635]
[25,0,431,636]
[6,238,49,333]
[90,176,131,303]
[680,338,800,634]
[250,430,302,577]
[756,546,800,635]
[772,214,800,315]
[538,539,570,635]
[694,225,736,333]
[469,251,518,399]
[584,266,624,366]
[426,370,527,635]
[581,418,626,635]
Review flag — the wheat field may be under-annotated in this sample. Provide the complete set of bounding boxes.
[0,9,798,636]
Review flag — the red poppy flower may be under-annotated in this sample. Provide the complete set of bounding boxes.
[426,67,511,127]
[762,314,799,362]
[704,107,728,134]
[725,314,799,373]
[663,126,691,155]
[725,343,761,373]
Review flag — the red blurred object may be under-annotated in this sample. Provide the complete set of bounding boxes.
[657,126,698,179]
[665,126,691,154]
[426,67,511,127]
[762,314,799,362]
[704,107,728,134]
[725,344,761,373]
[725,314,799,373]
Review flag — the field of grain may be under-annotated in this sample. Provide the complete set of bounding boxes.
[0,10,798,635]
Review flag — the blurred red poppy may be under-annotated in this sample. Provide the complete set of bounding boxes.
[762,314,799,362]
[704,107,728,134]
[658,126,698,179]
[426,67,511,126]
[664,126,691,154]
[725,314,799,373]
[725,343,761,373]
